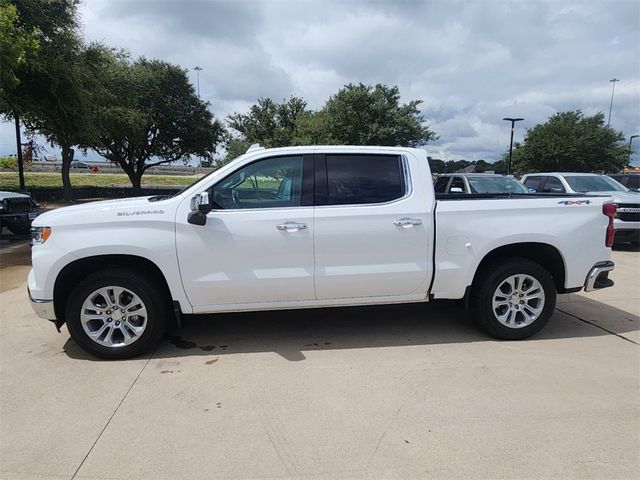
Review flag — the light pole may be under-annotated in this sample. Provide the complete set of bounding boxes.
[629,134,639,164]
[503,117,524,175]
[194,65,203,98]
[607,78,620,126]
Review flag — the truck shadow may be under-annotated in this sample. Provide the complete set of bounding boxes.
[62,297,638,362]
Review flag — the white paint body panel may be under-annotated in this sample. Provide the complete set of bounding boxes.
[175,206,315,309]
[431,196,612,299]
[314,151,433,299]
[29,146,613,318]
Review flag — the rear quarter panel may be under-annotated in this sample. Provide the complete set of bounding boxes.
[431,196,612,299]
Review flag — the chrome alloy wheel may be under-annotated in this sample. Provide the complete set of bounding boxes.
[492,274,545,329]
[80,286,148,348]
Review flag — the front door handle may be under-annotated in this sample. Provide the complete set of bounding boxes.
[393,218,422,227]
[276,222,308,232]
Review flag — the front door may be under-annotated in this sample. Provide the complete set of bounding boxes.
[313,152,432,300]
[176,154,315,311]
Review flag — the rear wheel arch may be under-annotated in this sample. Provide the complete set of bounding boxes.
[53,254,175,321]
[471,242,567,294]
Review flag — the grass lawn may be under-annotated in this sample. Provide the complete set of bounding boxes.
[0,172,198,190]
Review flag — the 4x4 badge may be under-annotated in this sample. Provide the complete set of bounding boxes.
[557,200,591,205]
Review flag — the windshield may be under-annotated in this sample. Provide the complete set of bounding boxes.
[467,176,528,194]
[564,175,628,193]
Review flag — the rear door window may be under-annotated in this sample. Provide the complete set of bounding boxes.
[323,154,405,205]
[542,177,566,193]
[523,176,546,192]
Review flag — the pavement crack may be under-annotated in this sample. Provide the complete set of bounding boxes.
[69,346,157,479]
[556,307,639,345]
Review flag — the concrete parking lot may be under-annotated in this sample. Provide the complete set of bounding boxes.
[1,232,638,480]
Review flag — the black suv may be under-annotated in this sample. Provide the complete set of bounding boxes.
[0,191,40,235]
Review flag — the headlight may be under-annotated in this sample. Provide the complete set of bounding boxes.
[31,227,51,245]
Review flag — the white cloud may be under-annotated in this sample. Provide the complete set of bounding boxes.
[2,0,639,164]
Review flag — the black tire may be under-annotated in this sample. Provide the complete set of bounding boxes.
[8,224,31,235]
[65,269,169,359]
[470,258,557,340]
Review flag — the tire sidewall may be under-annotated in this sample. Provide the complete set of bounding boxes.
[66,270,167,359]
[474,259,557,340]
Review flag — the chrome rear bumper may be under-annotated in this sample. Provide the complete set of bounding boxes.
[584,261,615,292]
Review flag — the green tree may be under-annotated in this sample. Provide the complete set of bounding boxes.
[225,96,310,160]
[444,159,472,173]
[511,110,628,173]
[224,138,253,161]
[307,83,436,146]
[490,158,508,174]
[87,56,226,189]
[0,0,81,196]
[16,35,105,199]
[427,157,445,174]
[0,1,39,91]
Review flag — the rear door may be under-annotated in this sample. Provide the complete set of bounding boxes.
[313,152,432,300]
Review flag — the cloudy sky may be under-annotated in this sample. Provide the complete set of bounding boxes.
[2,0,639,164]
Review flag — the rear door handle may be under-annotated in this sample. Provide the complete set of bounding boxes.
[276,222,308,232]
[393,218,422,227]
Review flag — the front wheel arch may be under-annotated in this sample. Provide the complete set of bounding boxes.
[53,254,175,323]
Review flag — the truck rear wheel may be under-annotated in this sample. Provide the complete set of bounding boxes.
[470,258,556,340]
[65,269,168,359]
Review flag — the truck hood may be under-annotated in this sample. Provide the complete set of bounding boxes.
[33,196,175,226]
[584,191,640,204]
[0,190,31,200]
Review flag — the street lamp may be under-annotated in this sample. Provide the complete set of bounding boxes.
[607,78,620,126]
[193,65,203,98]
[503,117,524,175]
[629,134,639,163]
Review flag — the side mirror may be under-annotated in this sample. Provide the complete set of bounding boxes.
[450,187,464,193]
[188,192,212,226]
[528,188,537,193]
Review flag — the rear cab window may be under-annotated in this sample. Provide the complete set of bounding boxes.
[434,176,450,193]
[449,177,466,192]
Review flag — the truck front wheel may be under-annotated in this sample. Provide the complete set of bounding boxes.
[65,269,168,359]
[470,258,557,340]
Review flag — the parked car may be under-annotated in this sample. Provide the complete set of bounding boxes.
[0,191,40,235]
[608,173,640,193]
[70,161,91,170]
[434,173,529,195]
[521,173,640,246]
[30,146,616,359]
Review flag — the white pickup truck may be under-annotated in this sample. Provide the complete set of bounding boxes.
[29,146,617,359]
